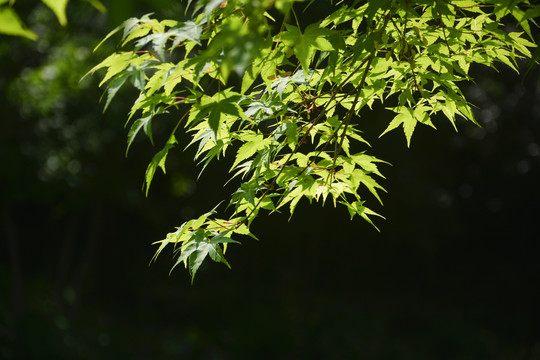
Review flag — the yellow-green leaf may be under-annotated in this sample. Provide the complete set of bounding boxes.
[0,7,38,40]
[380,107,417,147]
[41,0,69,26]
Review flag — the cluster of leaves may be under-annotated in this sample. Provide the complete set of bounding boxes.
[0,0,105,40]
[88,0,539,281]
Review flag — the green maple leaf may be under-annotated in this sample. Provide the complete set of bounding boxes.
[126,106,166,156]
[41,0,68,26]
[208,99,242,138]
[144,135,178,196]
[380,107,417,147]
[172,228,238,283]
[281,23,340,74]
[0,7,38,40]
[231,133,271,169]
[135,21,202,60]
[189,92,244,140]
[380,106,434,147]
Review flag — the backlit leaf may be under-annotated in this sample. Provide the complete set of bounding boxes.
[144,135,178,196]
[0,7,38,40]
[380,107,417,147]
[88,1,540,281]
[41,0,68,26]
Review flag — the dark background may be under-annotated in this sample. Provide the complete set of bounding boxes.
[1,1,539,359]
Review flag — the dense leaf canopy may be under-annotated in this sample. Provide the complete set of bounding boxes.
[89,0,540,280]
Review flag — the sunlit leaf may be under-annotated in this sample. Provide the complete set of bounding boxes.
[144,135,178,196]
[126,106,166,155]
[281,23,341,74]
[380,107,417,147]
[88,0,540,281]
[84,0,106,13]
[41,0,69,26]
[0,7,38,40]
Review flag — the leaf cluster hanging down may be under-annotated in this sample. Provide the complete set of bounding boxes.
[88,0,539,281]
